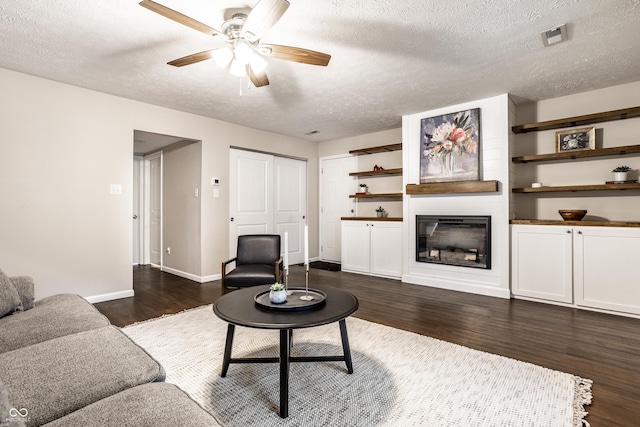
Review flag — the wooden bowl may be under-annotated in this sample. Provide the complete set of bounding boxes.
[558,210,587,221]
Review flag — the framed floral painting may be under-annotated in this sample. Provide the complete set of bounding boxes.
[420,108,480,183]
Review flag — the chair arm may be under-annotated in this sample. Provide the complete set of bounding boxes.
[221,257,238,278]
[9,276,35,310]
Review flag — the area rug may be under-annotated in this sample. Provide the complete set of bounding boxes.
[123,306,592,427]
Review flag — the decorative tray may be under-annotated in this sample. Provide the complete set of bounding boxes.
[255,288,327,311]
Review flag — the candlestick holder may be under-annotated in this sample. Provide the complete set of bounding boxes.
[284,267,293,295]
[300,265,314,301]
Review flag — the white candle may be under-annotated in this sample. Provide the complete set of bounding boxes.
[284,231,289,270]
[304,225,309,267]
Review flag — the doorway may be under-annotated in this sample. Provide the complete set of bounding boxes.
[229,148,307,264]
[319,155,357,262]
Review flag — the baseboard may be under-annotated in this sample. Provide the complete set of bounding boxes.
[402,273,511,299]
[162,266,220,283]
[85,290,135,304]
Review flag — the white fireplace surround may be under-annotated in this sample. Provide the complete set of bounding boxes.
[401,94,513,299]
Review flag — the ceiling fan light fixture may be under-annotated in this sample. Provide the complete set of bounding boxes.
[234,41,254,64]
[213,47,233,68]
[229,59,247,77]
[249,54,268,73]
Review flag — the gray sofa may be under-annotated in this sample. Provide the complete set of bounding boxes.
[0,269,219,427]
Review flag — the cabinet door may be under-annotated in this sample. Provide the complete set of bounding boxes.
[341,221,371,274]
[574,227,640,315]
[370,222,402,279]
[511,225,573,303]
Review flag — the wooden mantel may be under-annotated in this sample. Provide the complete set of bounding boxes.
[406,180,499,195]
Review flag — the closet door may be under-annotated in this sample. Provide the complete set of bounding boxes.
[229,149,274,256]
[229,149,307,263]
[274,156,307,265]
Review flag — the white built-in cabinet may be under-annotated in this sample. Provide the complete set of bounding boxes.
[512,224,640,315]
[511,225,573,303]
[341,220,402,279]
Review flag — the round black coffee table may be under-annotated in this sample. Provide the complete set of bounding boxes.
[213,284,359,418]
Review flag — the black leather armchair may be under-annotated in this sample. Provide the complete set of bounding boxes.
[221,234,283,295]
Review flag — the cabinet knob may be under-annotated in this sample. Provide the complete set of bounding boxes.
[566,230,571,234]
[577,231,583,234]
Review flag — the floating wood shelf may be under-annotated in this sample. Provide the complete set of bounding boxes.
[349,168,402,177]
[512,144,640,164]
[349,193,403,199]
[406,180,499,195]
[349,143,402,155]
[512,106,640,134]
[341,216,403,222]
[513,183,640,193]
[511,219,640,228]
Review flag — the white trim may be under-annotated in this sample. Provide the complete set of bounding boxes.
[85,290,135,304]
[162,266,221,283]
[402,273,511,299]
[513,295,640,320]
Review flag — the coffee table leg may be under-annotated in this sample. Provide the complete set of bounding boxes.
[221,323,235,377]
[339,319,354,374]
[279,328,291,418]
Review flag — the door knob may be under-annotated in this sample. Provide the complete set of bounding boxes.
[133,215,138,219]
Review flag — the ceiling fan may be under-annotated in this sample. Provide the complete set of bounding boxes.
[139,0,331,87]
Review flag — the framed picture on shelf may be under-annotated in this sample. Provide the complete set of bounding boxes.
[555,127,595,153]
[420,108,480,183]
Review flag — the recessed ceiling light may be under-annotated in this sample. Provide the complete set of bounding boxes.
[541,24,567,46]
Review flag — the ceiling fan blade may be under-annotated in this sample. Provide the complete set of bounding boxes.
[139,0,224,38]
[241,0,290,42]
[259,44,331,66]
[168,50,215,67]
[247,64,270,87]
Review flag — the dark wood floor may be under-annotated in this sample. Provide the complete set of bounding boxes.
[95,265,640,426]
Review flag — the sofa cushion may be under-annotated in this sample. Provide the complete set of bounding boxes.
[42,383,220,427]
[8,276,35,311]
[0,378,26,427]
[0,269,23,318]
[0,326,165,426]
[0,294,110,353]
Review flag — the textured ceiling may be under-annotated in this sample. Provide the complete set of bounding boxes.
[1,0,639,142]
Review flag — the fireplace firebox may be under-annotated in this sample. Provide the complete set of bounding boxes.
[416,215,491,269]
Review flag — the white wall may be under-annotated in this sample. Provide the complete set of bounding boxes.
[162,142,202,280]
[513,81,640,222]
[0,68,319,300]
[402,94,512,298]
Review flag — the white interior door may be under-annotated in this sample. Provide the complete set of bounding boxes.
[147,152,162,267]
[132,156,143,265]
[274,156,307,265]
[320,155,357,262]
[229,149,274,256]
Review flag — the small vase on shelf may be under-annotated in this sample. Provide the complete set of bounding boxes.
[612,166,631,182]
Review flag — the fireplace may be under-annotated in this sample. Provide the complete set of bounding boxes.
[416,215,491,269]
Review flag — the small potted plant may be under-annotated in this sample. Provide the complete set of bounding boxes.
[358,183,368,194]
[375,206,385,218]
[269,283,287,304]
[612,165,632,182]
